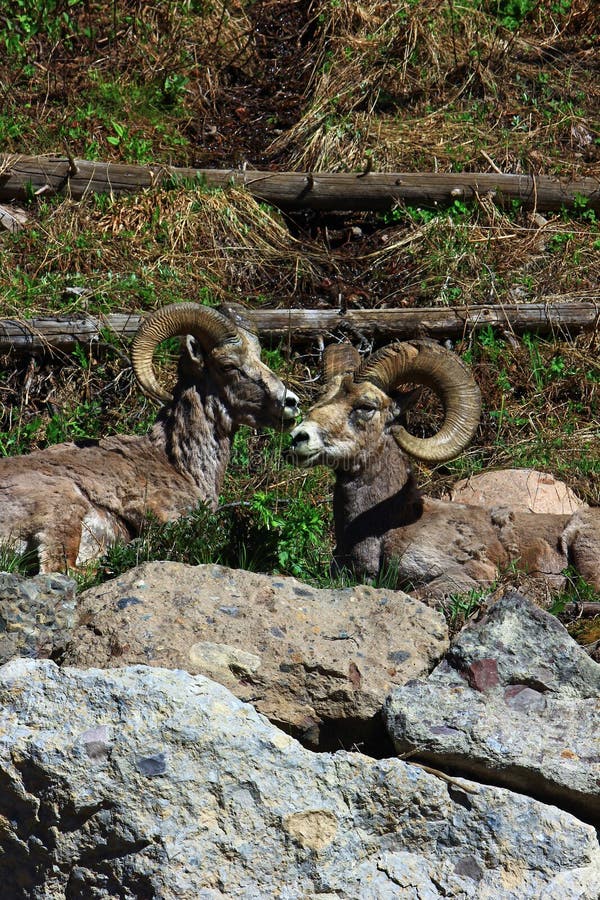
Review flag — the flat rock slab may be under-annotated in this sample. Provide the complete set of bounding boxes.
[1,659,599,899]
[0,571,77,664]
[64,561,448,750]
[385,590,600,823]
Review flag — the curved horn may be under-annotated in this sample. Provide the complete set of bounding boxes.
[218,302,258,337]
[322,343,361,384]
[131,302,241,402]
[356,340,481,462]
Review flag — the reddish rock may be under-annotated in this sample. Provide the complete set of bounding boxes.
[449,469,586,514]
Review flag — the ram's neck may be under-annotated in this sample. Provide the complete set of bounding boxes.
[150,384,233,509]
[332,431,421,579]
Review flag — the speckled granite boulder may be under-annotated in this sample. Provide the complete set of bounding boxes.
[0,659,599,899]
[0,571,77,663]
[63,561,448,750]
[385,590,600,822]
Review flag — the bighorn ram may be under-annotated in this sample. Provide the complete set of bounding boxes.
[0,302,299,573]
[289,342,599,599]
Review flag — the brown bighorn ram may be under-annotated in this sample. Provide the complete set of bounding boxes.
[289,342,599,599]
[0,302,299,573]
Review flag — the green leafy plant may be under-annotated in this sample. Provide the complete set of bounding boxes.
[493,0,535,30]
[158,73,190,108]
[443,586,490,630]
[44,401,102,445]
[0,417,43,456]
[0,0,84,59]
[81,492,332,589]
[106,122,153,162]
[548,568,600,616]
[274,497,327,577]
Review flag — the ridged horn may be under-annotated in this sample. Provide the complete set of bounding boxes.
[355,340,481,462]
[218,302,258,336]
[322,343,361,383]
[131,302,241,402]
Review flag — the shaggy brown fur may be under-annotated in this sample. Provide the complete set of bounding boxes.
[290,376,599,600]
[0,321,298,572]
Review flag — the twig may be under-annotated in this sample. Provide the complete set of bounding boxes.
[62,140,79,177]
[480,148,503,174]
[408,761,480,794]
[357,154,373,178]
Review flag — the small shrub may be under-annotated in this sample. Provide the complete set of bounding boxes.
[82,494,333,589]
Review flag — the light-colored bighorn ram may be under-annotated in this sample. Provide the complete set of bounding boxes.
[289,342,599,599]
[0,302,299,573]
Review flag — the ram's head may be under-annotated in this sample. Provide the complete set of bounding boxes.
[289,340,480,471]
[131,302,299,429]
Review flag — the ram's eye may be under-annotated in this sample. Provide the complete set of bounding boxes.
[354,401,379,413]
[353,403,378,419]
[218,360,239,373]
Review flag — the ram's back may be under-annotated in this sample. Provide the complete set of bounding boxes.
[0,434,197,571]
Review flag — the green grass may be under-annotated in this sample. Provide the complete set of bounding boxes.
[443,586,491,631]
[0,541,38,575]
[75,485,335,593]
[548,568,600,616]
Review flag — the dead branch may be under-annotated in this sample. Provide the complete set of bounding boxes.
[0,302,597,355]
[1,154,599,212]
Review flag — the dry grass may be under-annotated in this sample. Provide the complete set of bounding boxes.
[271,0,599,174]
[0,185,329,315]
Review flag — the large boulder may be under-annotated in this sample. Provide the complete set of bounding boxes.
[63,561,448,751]
[449,468,586,514]
[1,658,598,898]
[385,591,600,822]
[0,571,77,664]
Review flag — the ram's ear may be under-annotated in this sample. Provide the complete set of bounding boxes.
[184,335,206,365]
[177,336,207,381]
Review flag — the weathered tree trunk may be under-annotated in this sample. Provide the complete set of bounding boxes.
[1,303,597,354]
[1,154,599,212]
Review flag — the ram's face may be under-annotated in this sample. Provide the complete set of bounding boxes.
[289,377,393,471]
[132,303,300,431]
[204,333,300,430]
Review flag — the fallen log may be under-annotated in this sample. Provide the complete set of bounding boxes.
[1,154,599,212]
[565,603,600,618]
[0,303,597,355]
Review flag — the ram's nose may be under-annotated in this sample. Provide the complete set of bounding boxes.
[283,390,300,422]
[290,426,309,448]
[287,423,320,466]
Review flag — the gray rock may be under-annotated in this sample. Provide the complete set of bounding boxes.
[385,590,600,822]
[0,571,77,664]
[0,659,598,899]
[63,561,448,751]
